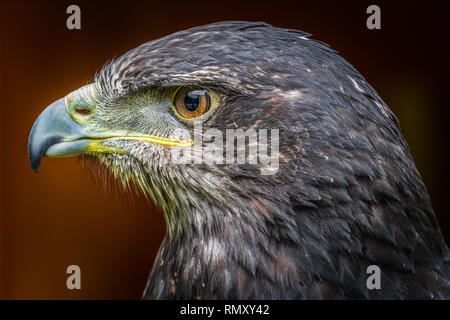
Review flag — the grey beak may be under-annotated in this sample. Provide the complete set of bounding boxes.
[28,98,87,173]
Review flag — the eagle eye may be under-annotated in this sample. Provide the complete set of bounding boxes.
[173,88,211,119]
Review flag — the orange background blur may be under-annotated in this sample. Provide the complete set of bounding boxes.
[0,1,449,299]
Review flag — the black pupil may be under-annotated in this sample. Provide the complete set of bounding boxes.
[184,90,205,112]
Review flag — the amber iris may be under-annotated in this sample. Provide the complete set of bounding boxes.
[174,88,211,119]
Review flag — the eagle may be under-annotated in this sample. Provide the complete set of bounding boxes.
[28,21,449,299]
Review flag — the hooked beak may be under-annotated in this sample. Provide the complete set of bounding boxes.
[28,98,90,173]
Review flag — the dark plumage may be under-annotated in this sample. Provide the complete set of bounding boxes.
[29,21,449,299]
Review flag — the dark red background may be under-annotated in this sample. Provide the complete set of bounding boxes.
[0,0,448,299]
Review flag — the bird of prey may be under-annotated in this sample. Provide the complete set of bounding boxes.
[28,21,449,299]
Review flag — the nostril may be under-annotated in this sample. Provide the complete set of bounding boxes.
[74,107,92,115]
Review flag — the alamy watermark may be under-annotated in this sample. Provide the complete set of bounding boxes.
[66,5,81,30]
[366,5,381,30]
[168,123,280,175]
[66,264,81,290]
[366,265,381,290]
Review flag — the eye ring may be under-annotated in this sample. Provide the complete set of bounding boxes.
[173,88,212,119]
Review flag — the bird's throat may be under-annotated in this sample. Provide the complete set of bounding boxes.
[143,196,278,299]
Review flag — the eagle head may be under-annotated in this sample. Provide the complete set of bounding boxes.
[28,21,449,299]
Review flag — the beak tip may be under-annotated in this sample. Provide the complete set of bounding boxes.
[28,132,42,173]
[28,150,42,173]
[31,162,40,173]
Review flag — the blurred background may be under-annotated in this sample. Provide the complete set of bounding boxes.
[0,0,448,299]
